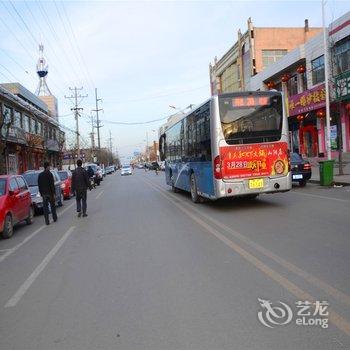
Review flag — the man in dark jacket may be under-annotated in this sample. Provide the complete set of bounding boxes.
[72,159,91,217]
[38,161,57,225]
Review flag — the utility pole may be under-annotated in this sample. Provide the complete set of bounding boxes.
[65,87,87,161]
[89,113,95,162]
[92,88,103,161]
[322,0,332,160]
[107,130,113,164]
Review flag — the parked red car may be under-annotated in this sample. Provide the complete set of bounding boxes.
[0,175,34,239]
[57,170,73,199]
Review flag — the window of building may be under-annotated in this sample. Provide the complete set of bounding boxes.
[311,55,325,85]
[301,72,308,91]
[221,63,240,93]
[49,127,53,140]
[334,36,350,74]
[23,115,30,133]
[14,111,21,128]
[262,50,288,69]
[287,75,298,96]
[53,128,56,141]
[30,118,36,134]
[3,106,12,125]
[38,122,43,135]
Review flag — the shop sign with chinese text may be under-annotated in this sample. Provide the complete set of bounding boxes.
[288,84,326,116]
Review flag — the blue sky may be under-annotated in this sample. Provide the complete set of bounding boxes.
[0,0,349,160]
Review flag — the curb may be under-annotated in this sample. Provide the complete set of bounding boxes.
[309,179,350,187]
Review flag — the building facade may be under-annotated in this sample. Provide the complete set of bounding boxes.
[0,83,64,174]
[209,18,322,95]
[248,11,350,158]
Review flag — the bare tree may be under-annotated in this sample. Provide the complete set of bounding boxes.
[0,106,13,175]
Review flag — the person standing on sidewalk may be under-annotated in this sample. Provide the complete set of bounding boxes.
[72,159,91,217]
[38,161,57,225]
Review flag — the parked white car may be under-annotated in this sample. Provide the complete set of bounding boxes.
[121,165,132,176]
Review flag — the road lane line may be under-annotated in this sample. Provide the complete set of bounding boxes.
[5,226,75,308]
[291,191,350,203]
[146,178,350,308]
[0,202,75,264]
[95,190,104,199]
[142,178,350,336]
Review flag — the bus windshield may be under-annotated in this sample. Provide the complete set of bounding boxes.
[219,93,283,145]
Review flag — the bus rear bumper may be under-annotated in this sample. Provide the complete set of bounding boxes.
[215,174,292,199]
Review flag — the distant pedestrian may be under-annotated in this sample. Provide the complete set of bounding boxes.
[72,159,91,217]
[38,161,57,225]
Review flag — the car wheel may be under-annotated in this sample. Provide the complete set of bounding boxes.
[58,192,63,207]
[190,173,200,203]
[299,180,307,187]
[26,206,34,225]
[2,214,13,239]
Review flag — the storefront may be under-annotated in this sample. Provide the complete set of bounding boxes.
[288,83,328,157]
[335,70,350,153]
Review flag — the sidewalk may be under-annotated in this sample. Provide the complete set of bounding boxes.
[307,153,350,186]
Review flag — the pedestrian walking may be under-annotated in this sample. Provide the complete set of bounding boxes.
[38,161,57,225]
[72,159,91,218]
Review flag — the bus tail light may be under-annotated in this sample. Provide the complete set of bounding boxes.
[214,156,222,179]
[287,149,291,172]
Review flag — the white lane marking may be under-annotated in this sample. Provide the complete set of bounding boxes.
[95,190,104,199]
[291,191,350,203]
[5,226,75,308]
[0,202,75,264]
[144,178,350,307]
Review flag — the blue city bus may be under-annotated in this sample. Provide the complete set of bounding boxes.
[159,91,292,203]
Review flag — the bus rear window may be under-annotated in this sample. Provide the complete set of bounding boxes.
[219,94,283,144]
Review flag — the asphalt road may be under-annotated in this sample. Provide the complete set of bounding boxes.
[0,170,349,350]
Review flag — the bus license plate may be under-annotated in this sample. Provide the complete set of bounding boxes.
[249,178,264,189]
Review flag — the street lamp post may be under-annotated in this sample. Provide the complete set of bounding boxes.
[322,0,332,160]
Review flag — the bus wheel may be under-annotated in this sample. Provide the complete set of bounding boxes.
[190,173,200,203]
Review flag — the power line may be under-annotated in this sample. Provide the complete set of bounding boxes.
[0,62,22,82]
[60,0,95,91]
[36,0,83,86]
[23,0,74,88]
[102,84,208,104]
[8,0,39,47]
[52,0,92,88]
[99,116,168,126]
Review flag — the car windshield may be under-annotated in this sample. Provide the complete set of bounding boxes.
[58,171,68,180]
[23,172,39,187]
[122,165,130,169]
[291,153,303,162]
[0,179,6,196]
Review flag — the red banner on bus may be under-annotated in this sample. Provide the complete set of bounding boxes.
[219,142,289,179]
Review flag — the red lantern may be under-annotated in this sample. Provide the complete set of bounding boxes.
[266,81,275,89]
[281,74,290,83]
[345,103,350,112]
[296,114,304,121]
[297,65,306,74]
[316,109,325,118]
